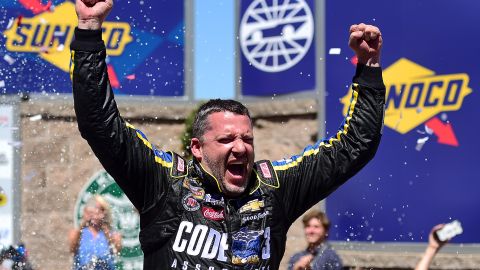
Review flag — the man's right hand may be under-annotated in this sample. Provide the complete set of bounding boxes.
[76,0,113,30]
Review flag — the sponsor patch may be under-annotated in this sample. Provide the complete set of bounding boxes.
[177,157,185,172]
[204,194,225,206]
[202,206,225,221]
[239,199,264,214]
[182,193,200,212]
[183,179,205,200]
[231,228,263,265]
[241,211,269,223]
[259,162,271,178]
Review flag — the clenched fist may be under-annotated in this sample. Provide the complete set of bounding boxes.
[81,0,99,7]
[349,23,382,66]
[76,0,113,30]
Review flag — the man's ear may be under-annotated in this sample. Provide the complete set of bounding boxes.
[190,138,202,161]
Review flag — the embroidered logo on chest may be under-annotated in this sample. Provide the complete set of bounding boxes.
[182,193,200,211]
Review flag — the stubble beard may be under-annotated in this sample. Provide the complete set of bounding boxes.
[203,153,249,197]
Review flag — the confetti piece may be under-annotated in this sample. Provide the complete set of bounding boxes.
[56,44,64,51]
[425,125,434,135]
[39,46,49,53]
[107,64,120,88]
[18,0,52,15]
[17,15,23,26]
[440,113,448,121]
[6,18,14,29]
[0,81,5,88]
[3,54,16,65]
[328,48,341,55]
[415,136,429,151]
[29,114,42,121]
[125,74,136,80]
[8,141,23,148]
[350,55,358,66]
[54,31,65,37]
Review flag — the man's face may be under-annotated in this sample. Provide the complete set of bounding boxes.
[304,218,327,245]
[192,111,254,197]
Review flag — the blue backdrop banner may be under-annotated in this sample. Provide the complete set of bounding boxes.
[0,0,185,97]
[238,0,317,96]
[325,0,479,243]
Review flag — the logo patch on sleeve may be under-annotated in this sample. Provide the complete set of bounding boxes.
[259,162,271,178]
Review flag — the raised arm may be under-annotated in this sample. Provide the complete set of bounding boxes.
[415,224,447,270]
[71,0,172,212]
[276,24,386,224]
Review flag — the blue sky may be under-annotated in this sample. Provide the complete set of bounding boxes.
[194,1,234,100]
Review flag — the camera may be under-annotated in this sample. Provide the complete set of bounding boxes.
[435,220,463,242]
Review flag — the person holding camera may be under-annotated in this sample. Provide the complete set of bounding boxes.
[415,224,448,270]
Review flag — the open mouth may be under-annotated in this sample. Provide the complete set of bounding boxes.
[227,163,244,176]
[226,163,246,182]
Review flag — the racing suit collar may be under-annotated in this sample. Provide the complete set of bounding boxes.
[190,159,223,193]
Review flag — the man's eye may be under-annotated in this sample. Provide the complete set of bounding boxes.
[218,138,232,144]
[243,138,254,144]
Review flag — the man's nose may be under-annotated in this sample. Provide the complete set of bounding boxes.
[232,139,246,155]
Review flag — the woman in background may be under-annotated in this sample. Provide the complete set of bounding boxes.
[69,196,122,270]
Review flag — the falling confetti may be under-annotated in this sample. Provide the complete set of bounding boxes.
[17,15,23,26]
[7,141,23,148]
[328,48,341,55]
[125,74,136,80]
[3,54,16,65]
[440,112,448,121]
[0,81,5,88]
[425,125,434,135]
[29,114,42,121]
[18,0,52,15]
[6,18,14,29]
[107,64,120,88]
[350,55,358,66]
[415,136,429,151]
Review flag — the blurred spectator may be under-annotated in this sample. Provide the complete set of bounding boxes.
[0,243,34,270]
[415,224,447,270]
[288,210,342,270]
[69,195,121,270]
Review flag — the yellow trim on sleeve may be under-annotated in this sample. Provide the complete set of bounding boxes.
[273,84,359,171]
[125,122,172,168]
[69,50,75,82]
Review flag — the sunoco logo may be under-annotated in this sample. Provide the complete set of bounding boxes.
[341,58,473,136]
[239,0,314,73]
[74,171,142,270]
[3,1,132,72]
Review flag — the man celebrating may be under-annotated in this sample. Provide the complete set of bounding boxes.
[71,0,385,269]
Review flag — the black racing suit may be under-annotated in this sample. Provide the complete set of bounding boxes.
[70,28,386,270]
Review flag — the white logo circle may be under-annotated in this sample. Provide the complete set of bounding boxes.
[240,0,314,73]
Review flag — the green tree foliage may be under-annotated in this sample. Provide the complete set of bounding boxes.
[181,103,204,158]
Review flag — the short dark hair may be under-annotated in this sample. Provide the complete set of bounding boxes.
[302,210,331,231]
[192,99,251,140]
